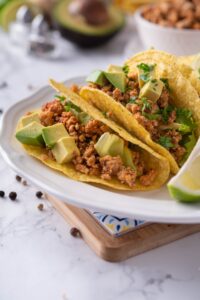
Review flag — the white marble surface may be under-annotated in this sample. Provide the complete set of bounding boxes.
[0,29,200,300]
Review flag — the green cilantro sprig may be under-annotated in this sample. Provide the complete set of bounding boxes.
[159,136,174,149]
[55,94,66,101]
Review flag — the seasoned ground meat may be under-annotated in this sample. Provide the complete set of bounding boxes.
[117,167,137,187]
[40,99,65,126]
[139,169,157,186]
[39,98,157,187]
[100,155,123,180]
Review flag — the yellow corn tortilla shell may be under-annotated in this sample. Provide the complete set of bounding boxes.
[23,78,170,191]
[178,54,200,96]
[81,50,200,174]
[127,49,200,96]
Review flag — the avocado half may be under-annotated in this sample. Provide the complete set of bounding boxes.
[53,0,125,48]
[0,0,39,31]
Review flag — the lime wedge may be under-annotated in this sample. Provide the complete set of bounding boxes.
[168,139,200,202]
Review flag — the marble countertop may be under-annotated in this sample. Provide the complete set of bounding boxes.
[0,30,200,300]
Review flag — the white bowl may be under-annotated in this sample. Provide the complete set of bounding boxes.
[135,9,200,56]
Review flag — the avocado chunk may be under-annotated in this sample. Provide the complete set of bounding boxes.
[42,123,69,148]
[137,64,155,88]
[78,112,92,125]
[122,146,136,170]
[139,79,164,102]
[53,0,125,48]
[94,132,124,157]
[104,71,126,93]
[52,137,80,164]
[16,121,44,146]
[107,64,123,73]
[86,70,107,87]
[21,112,40,127]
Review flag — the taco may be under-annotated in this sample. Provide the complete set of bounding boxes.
[15,79,170,191]
[80,50,200,174]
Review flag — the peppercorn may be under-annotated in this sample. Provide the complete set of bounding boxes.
[0,191,5,198]
[9,192,17,201]
[37,203,44,211]
[22,180,27,186]
[70,227,81,238]
[36,191,43,199]
[15,175,22,182]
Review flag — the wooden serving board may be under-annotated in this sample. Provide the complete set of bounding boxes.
[47,195,200,262]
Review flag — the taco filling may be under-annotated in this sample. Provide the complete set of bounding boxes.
[84,63,197,166]
[16,96,158,188]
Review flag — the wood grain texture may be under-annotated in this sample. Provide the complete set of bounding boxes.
[47,195,200,262]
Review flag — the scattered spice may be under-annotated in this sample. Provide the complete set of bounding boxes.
[0,109,3,115]
[9,192,17,201]
[0,191,5,198]
[22,180,28,186]
[36,191,43,199]
[15,175,22,182]
[37,203,44,211]
[70,227,81,238]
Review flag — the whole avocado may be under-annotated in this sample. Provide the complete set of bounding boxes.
[53,0,125,48]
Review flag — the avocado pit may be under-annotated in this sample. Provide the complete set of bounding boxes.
[68,0,110,26]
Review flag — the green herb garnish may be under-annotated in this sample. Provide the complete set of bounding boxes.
[129,96,137,104]
[137,63,155,73]
[160,78,171,92]
[141,97,151,113]
[176,108,196,130]
[143,113,160,120]
[161,105,174,123]
[55,95,66,101]
[159,136,174,149]
[64,101,81,113]
[123,65,129,75]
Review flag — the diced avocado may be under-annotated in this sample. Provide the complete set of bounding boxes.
[42,123,69,148]
[139,79,164,102]
[86,70,107,87]
[52,137,80,164]
[122,146,136,170]
[78,112,92,125]
[137,64,155,88]
[104,71,126,93]
[16,121,44,146]
[107,64,123,73]
[94,132,124,157]
[21,112,40,127]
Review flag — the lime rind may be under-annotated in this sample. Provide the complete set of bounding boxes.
[168,184,200,203]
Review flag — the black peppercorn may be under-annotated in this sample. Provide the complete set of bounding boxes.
[0,191,5,198]
[36,191,43,199]
[15,175,22,182]
[9,192,17,201]
[37,203,44,211]
[70,227,81,238]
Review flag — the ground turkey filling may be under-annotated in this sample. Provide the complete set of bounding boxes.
[88,72,191,164]
[39,99,157,187]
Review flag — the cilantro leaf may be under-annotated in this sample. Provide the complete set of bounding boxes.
[141,97,151,113]
[137,63,156,73]
[128,96,137,104]
[123,65,129,75]
[176,108,196,130]
[160,78,171,92]
[161,105,174,123]
[55,94,66,101]
[64,101,81,113]
[159,136,174,149]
